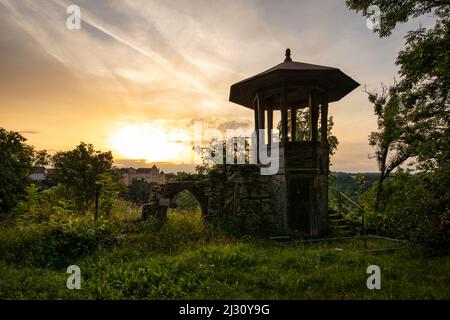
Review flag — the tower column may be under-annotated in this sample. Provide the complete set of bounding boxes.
[258,104,265,133]
[267,106,273,146]
[309,91,319,142]
[280,90,288,142]
[253,95,260,163]
[290,106,297,141]
[320,95,329,143]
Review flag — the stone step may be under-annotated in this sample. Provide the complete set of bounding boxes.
[329,218,346,224]
[269,236,291,242]
[330,225,351,230]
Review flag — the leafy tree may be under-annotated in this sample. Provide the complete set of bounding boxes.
[195,138,250,172]
[174,171,204,181]
[346,0,450,37]
[347,1,450,254]
[346,1,450,173]
[123,179,154,205]
[95,173,123,218]
[278,108,339,156]
[0,128,34,215]
[174,190,201,210]
[396,13,450,171]
[377,169,449,255]
[365,85,413,211]
[32,149,50,167]
[51,142,113,214]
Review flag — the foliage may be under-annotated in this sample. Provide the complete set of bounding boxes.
[330,172,379,199]
[365,85,413,211]
[1,237,450,299]
[378,170,449,256]
[0,128,34,215]
[122,179,153,205]
[95,173,124,218]
[345,0,450,37]
[32,149,50,167]
[133,209,220,256]
[347,1,450,240]
[174,190,201,210]
[278,108,339,156]
[347,1,449,172]
[395,12,450,172]
[5,183,119,268]
[173,171,205,181]
[51,142,113,214]
[0,216,117,269]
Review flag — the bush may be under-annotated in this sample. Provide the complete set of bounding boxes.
[362,169,450,256]
[174,190,200,210]
[0,217,118,269]
[139,209,220,253]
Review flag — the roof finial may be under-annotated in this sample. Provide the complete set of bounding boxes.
[284,48,292,62]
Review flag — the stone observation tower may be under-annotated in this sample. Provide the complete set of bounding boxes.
[229,49,359,236]
[146,49,359,238]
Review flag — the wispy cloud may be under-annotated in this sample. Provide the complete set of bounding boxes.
[0,0,433,171]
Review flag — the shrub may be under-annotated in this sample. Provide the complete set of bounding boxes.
[139,209,219,253]
[0,216,118,269]
[362,170,450,256]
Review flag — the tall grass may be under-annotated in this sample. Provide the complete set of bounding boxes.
[1,204,449,299]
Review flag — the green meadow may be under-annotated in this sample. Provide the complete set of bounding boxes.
[1,207,449,300]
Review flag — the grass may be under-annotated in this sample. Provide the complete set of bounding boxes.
[0,206,449,300]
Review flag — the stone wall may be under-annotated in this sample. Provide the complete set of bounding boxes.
[204,165,284,234]
[144,162,328,237]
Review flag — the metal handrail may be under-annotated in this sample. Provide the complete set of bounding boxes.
[339,191,363,210]
[337,191,365,236]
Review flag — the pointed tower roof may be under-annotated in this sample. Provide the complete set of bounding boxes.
[229,49,359,109]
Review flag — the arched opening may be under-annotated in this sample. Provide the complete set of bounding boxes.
[170,189,201,213]
[161,181,208,217]
[165,189,205,233]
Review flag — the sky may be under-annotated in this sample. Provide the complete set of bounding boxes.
[0,0,435,173]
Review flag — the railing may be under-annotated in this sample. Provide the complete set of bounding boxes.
[337,191,365,235]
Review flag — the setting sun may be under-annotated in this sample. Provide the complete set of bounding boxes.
[109,122,192,163]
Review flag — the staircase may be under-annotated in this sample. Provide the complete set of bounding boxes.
[329,191,365,236]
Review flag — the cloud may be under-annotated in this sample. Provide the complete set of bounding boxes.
[1,0,434,172]
[19,130,40,135]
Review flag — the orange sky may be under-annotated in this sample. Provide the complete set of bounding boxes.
[0,0,434,173]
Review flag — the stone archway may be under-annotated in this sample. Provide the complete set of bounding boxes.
[161,181,208,216]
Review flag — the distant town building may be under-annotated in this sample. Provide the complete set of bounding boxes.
[30,167,47,181]
[29,166,166,186]
[119,165,166,186]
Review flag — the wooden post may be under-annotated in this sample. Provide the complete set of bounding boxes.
[253,95,259,163]
[320,95,329,143]
[290,107,297,141]
[253,95,259,132]
[258,104,265,132]
[267,106,273,147]
[280,90,288,142]
[309,91,319,142]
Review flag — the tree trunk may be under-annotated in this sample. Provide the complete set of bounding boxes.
[374,174,385,213]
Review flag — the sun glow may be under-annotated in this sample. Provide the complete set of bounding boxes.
[109,122,192,163]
